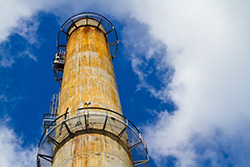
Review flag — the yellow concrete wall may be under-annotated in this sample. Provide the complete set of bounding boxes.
[52,133,133,167]
[52,25,133,167]
[58,26,121,116]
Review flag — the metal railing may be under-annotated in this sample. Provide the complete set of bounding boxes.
[37,107,149,167]
[57,12,119,59]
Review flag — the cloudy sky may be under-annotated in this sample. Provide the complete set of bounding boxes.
[1,0,250,167]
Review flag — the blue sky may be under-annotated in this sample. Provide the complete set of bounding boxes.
[1,1,250,167]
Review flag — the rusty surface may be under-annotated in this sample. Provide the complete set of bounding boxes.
[59,26,121,116]
[52,25,133,167]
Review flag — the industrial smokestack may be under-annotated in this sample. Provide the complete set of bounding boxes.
[37,12,149,167]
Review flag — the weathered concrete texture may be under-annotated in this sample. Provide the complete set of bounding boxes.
[53,133,133,167]
[59,26,122,116]
[53,24,133,167]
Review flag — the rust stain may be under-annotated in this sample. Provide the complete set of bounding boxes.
[52,22,133,167]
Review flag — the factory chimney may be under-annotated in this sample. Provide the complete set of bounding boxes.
[37,12,149,167]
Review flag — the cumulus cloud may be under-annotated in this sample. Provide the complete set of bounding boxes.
[0,0,66,43]
[0,0,67,67]
[125,0,250,166]
[0,118,36,167]
[120,18,171,102]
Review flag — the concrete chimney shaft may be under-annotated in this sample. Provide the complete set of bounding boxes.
[37,13,149,167]
[52,18,133,167]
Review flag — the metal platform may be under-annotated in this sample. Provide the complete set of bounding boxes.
[53,12,119,84]
[57,12,119,59]
[37,107,149,167]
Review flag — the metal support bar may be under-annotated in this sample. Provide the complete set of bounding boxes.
[58,44,66,48]
[70,18,78,28]
[64,108,69,120]
[63,122,73,135]
[45,128,48,136]
[102,115,108,131]
[84,114,88,130]
[38,154,53,163]
[129,140,142,152]
[118,125,127,139]
[47,135,60,148]
[144,139,149,167]
[117,119,128,141]
[86,13,88,25]
[106,26,114,34]
[97,17,103,28]
[53,69,59,81]
[37,158,41,167]
[109,42,118,46]
[134,160,149,166]
[61,29,68,35]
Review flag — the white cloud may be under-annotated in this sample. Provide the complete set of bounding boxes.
[0,0,68,67]
[125,0,250,166]
[0,0,70,43]
[0,118,36,167]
